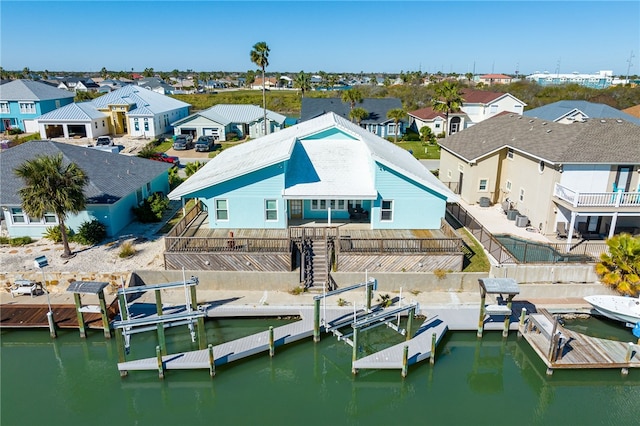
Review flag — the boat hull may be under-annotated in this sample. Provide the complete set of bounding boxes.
[584,295,640,325]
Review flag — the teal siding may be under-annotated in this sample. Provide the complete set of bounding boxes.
[189,163,286,229]
[301,128,358,140]
[372,162,447,229]
[302,200,371,220]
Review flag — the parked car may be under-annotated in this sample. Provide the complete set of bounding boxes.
[195,136,215,152]
[173,134,193,150]
[96,136,113,146]
[150,152,180,166]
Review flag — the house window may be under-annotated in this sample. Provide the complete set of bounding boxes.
[0,102,9,113]
[507,148,514,160]
[388,123,396,135]
[519,188,525,202]
[265,199,278,221]
[146,182,151,193]
[134,118,139,131]
[144,118,149,132]
[479,179,488,191]
[44,212,57,224]
[370,124,377,133]
[381,200,393,221]
[102,120,105,127]
[136,188,143,205]
[10,207,26,223]
[215,199,228,220]
[458,164,464,173]
[435,122,441,129]
[18,102,35,114]
[348,200,363,210]
[55,100,61,108]
[95,122,98,129]
[505,180,512,192]
[490,104,498,114]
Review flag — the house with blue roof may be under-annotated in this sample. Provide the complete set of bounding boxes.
[171,104,286,141]
[35,85,190,139]
[169,112,456,230]
[523,100,640,125]
[0,140,171,238]
[300,98,406,139]
[0,79,75,133]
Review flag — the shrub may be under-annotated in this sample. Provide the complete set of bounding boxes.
[137,144,157,159]
[0,236,10,245]
[9,236,32,246]
[73,219,106,245]
[133,192,170,223]
[401,128,421,141]
[8,128,24,135]
[118,241,136,258]
[44,225,74,243]
[377,293,392,308]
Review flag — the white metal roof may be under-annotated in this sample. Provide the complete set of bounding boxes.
[37,102,108,121]
[91,85,189,114]
[169,112,456,202]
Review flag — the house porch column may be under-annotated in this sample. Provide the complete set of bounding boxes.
[566,211,578,251]
[609,212,619,238]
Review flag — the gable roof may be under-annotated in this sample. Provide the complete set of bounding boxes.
[92,85,190,114]
[460,89,521,105]
[169,112,456,201]
[171,104,286,127]
[0,141,170,205]
[479,74,512,79]
[438,114,640,164]
[300,98,404,124]
[408,106,465,121]
[523,100,640,125]
[0,79,75,101]
[36,102,107,121]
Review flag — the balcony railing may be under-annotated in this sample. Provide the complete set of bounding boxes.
[553,183,640,208]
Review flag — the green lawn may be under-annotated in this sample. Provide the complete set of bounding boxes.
[396,141,441,159]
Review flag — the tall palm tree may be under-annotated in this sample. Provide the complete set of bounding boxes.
[250,41,270,135]
[432,81,464,137]
[14,154,88,258]
[386,108,406,143]
[294,71,311,97]
[349,107,368,125]
[341,88,363,110]
[595,234,640,296]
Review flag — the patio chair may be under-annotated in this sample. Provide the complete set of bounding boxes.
[556,222,568,239]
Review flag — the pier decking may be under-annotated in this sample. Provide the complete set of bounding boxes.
[0,304,113,330]
[520,309,640,373]
[353,315,448,370]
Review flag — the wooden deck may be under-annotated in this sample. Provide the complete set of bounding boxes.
[520,309,640,372]
[352,315,448,370]
[0,304,113,330]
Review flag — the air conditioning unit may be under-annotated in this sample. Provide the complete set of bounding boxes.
[515,215,529,227]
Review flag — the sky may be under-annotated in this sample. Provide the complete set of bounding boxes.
[1,0,639,76]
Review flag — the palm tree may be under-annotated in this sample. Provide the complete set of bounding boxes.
[341,88,363,110]
[349,107,368,125]
[386,108,406,143]
[14,154,88,258]
[432,81,464,137]
[101,67,108,79]
[294,70,311,97]
[595,234,640,296]
[250,41,270,135]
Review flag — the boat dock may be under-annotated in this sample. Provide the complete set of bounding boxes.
[117,307,351,375]
[520,308,640,375]
[0,304,114,330]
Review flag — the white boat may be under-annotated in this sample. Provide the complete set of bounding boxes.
[584,295,640,325]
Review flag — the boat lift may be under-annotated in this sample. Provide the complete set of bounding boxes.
[113,276,206,367]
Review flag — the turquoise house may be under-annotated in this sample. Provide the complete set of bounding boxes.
[169,113,456,230]
[0,80,75,132]
[0,141,171,238]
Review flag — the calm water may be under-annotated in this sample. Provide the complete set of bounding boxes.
[2,318,640,426]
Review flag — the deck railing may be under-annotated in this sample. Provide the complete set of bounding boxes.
[166,201,203,238]
[338,237,461,254]
[164,237,291,253]
[554,183,640,208]
[289,226,339,240]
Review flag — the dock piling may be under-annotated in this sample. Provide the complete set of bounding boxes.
[517,307,527,338]
[269,326,275,357]
[98,290,111,339]
[46,311,57,339]
[430,332,437,365]
[208,344,215,377]
[406,307,415,341]
[155,290,166,355]
[313,298,320,342]
[352,325,359,375]
[156,346,164,379]
[73,293,86,338]
[401,345,409,377]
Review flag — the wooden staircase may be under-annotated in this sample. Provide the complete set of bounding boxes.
[302,237,335,292]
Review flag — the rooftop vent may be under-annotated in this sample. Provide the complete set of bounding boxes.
[529,119,534,123]
[600,119,607,123]
[542,122,547,125]
[616,119,623,123]
[546,129,552,133]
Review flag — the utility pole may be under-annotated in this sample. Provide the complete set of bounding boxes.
[626,51,635,84]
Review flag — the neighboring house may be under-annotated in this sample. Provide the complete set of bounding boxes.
[57,77,99,92]
[526,70,614,88]
[408,89,526,135]
[251,77,278,90]
[524,100,640,125]
[171,104,286,141]
[137,77,175,95]
[438,114,640,241]
[0,140,171,238]
[35,85,191,139]
[168,112,456,230]
[0,79,75,133]
[97,79,131,93]
[300,98,406,139]
[477,74,513,85]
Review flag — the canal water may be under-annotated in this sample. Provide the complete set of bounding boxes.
[2,317,640,426]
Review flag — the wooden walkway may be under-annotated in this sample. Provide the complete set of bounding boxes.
[520,309,640,372]
[117,307,351,373]
[0,304,111,330]
[353,315,448,370]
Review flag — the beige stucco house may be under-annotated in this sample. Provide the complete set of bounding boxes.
[438,114,640,242]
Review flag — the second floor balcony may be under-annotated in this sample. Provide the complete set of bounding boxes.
[553,183,640,209]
